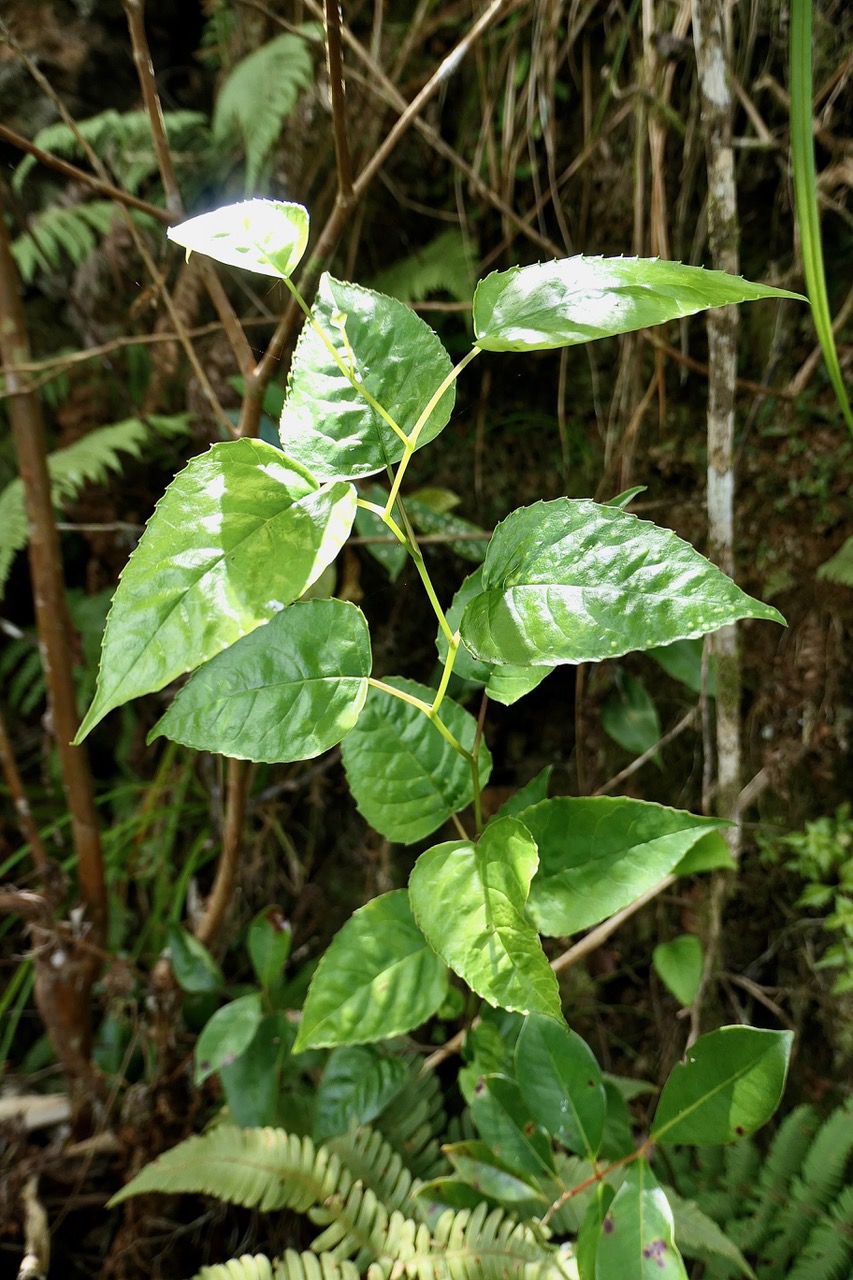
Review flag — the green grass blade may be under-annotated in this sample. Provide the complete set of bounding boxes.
[790,0,853,433]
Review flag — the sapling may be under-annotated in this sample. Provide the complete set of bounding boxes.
[81,199,805,1278]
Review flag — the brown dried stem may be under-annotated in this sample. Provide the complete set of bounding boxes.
[324,0,354,200]
[0,706,49,873]
[0,185,106,1095]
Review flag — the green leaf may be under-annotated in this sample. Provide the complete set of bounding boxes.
[294,890,448,1051]
[647,638,715,696]
[652,1026,793,1145]
[149,599,371,762]
[439,569,551,707]
[594,1161,688,1279]
[195,994,264,1084]
[76,440,356,738]
[167,925,224,995]
[442,1142,546,1210]
[489,766,552,825]
[219,1011,294,1128]
[601,671,662,761]
[652,935,704,1007]
[576,1184,615,1280]
[522,797,727,937]
[280,274,455,481]
[460,498,784,667]
[247,906,292,993]
[663,1186,756,1279]
[473,256,804,353]
[167,199,309,279]
[409,817,561,1019]
[313,1045,409,1143]
[790,0,853,433]
[673,831,735,876]
[340,677,491,844]
[469,1075,555,1178]
[514,1014,606,1159]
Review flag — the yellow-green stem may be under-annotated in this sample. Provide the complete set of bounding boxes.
[368,678,472,761]
[431,630,461,716]
[384,345,482,517]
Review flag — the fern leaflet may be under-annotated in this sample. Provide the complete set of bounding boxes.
[0,414,190,599]
[10,202,157,285]
[819,535,853,587]
[14,109,210,195]
[371,230,477,304]
[193,1252,360,1280]
[212,31,315,190]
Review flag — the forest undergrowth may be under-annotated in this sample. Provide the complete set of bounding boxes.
[0,1,851,1277]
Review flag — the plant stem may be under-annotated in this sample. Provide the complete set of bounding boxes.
[0,187,106,1104]
[0,706,49,873]
[430,632,461,716]
[384,346,482,517]
[367,678,472,760]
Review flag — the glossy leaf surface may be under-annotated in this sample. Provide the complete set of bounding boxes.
[595,1162,687,1279]
[514,1014,606,1159]
[77,440,356,737]
[460,498,784,667]
[652,1026,793,1145]
[442,1142,545,1209]
[167,198,309,279]
[409,817,561,1018]
[150,599,371,762]
[294,890,447,1051]
[219,1011,293,1128]
[469,1073,555,1177]
[522,796,727,936]
[439,569,550,706]
[341,677,491,843]
[313,1045,409,1143]
[280,274,455,481]
[473,256,803,352]
[194,994,263,1084]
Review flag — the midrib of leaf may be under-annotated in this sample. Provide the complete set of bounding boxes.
[652,1057,765,1142]
[304,946,433,1043]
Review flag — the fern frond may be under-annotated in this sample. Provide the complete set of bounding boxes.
[193,1252,360,1280]
[735,1106,820,1255]
[309,1180,392,1268]
[109,1125,353,1213]
[11,201,127,284]
[327,1124,425,1220]
[212,32,314,189]
[382,1201,573,1279]
[0,414,189,600]
[374,1068,449,1181]
[371,230,477,304]
[14,110,210,194]
[664,1186,755,1279]
[818,536,853,587]
[757,1100,853,1278]
[785,1183,853,1280]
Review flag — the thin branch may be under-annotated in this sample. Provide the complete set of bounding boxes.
[592,708,698,796]
[194,758,250,948]
[0,706,49,873]
[324,0,354,199]
[0,122,171,224]
[121,0,255,376]
[10,37,237,438]
[242,0,516,435]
